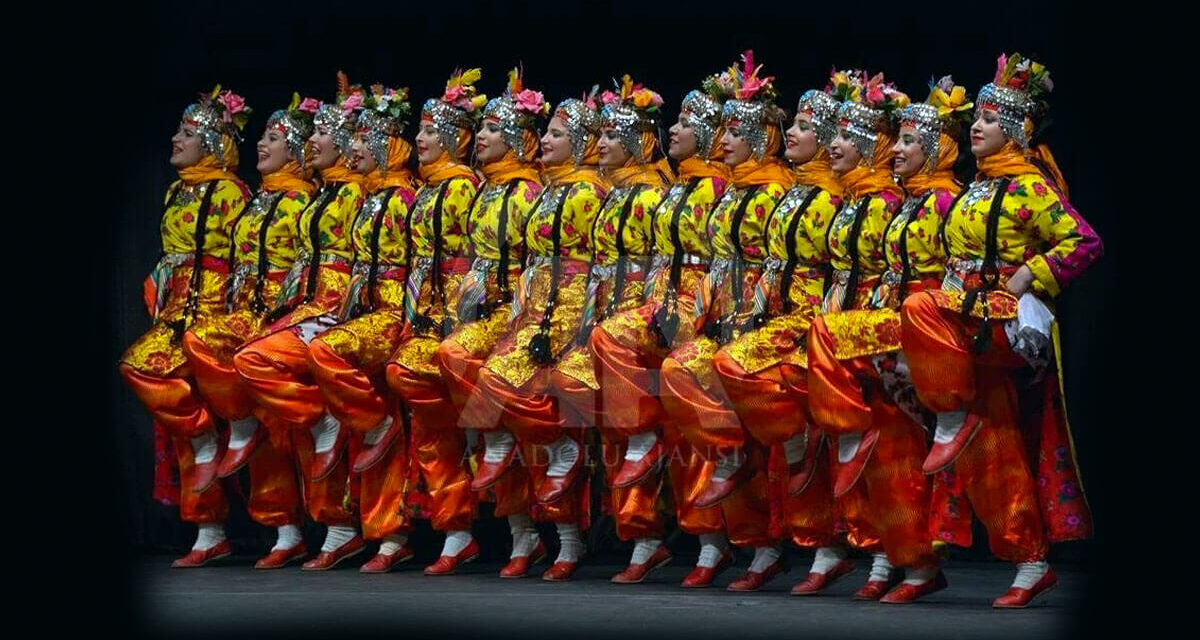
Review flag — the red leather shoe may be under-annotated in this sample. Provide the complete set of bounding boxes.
[880,570,949,604]
[535,459,582,505]
[787,432,824,497]
[611,545,673,584]
[470,448,517,492]
[853,571,902,601]
[310,427,349,481]
[542,560,581,582]
[352,418,401,474]
[171,540,232,568]
[694,458,753,510]
[681,549,735,588]
[992,568,1058,608]
[254,543,308,570]
[833,429,879,498]
[500,540,547,578]
[922,413,982,474]
[359,546,415,574]
[424,538,481,576]
[217,428,265,479]
[611,441,664,488]
[301,535,365,571]
[727,559,786,592]
[791,559,856,595]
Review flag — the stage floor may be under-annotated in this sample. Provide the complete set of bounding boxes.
[135,555,1086,639]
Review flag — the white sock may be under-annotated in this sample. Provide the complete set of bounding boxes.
[783,431,808,465]
[868,552,895,582]
[749,546,781,573]
[191,430,219,465]
[379,533,408,556]
[555,523,584,563]
[809,546,848,574]
[363,415,393,446]
[311,413,342,454]
[837,432,862,464]
[712,449,746,481]
[903,565,939,586]
[228,417,258,450]
[545,435,581,477]
[508,514,539,557]
[697,533,729,568]
[483,430,515,463]
[272,524,303,551]
[630,538,662,565]
[441,530,473,557]
[624,432,658,461]
[320,525,357,553]
[933,410,968,445]
[192,523,226,551]
[1012,561,1049,589]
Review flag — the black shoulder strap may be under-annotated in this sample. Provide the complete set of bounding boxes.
[529,184,575,365]
[364,186,400,314]
[839,196,871,312]
[302,184,341,302]
[249,192,286,313]
[172,180,219,340]
[779,186,823,315]
[963,178,1010,353]
[895,191,935,305]
[428,179,455,336]
[937,187,970,263]
[728,185,762,309]
[495,179,522,304]
[601,184,648,321]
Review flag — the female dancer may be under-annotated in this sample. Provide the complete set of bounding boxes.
[233,75,368,570]
[454,91,609,581]
[383,69,482,575]
[305,84,422,573]
[537,75,672,583]
[406,68,547,578]
[120,87,251,566]
[807,76,972,602]
[898,54,1099,607]
[658,52,795,591]
[706,84,847,592]
[181,94,319,568]
[588,78,734,587]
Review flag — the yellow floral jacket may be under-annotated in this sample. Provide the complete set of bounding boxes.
[440,177,543,365]
[941,173,1101,299]
[267,180,365,330]
[343,185,419,315]
[400,176,478,335]
[123,177,250,376]
[483,180,607,390]
[719,184,842,374]
[822,190,902,313]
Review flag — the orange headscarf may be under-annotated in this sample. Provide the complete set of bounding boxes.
[793,147,843,197]
[676,156,731,182]
[480,148,541,185]
[839,131,902,201]
[729,125,794,188]
[541,159,607,191]
[317,151,363,186]
[903,132,961,198]
[364,137,418,192]
[419,151,477,186]
[178,152,241,186]
[976,140,1069,199]
[261,160,317,196]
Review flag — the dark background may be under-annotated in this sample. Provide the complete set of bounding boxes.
[77,0,1119,637]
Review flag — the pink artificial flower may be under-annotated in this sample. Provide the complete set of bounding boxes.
[600,90,620,105]
[514,89,545,113]
[298,97,321,113]
[866,85,885,105]
[443,85,466,103]
[738,77,764,100]
[342,93,364,113]
[219,91,247,115]
[994,53,1008,82]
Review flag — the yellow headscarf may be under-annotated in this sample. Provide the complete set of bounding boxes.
[261,159,317,196]
[178,144,240,186]
[839,130,902,201]
[976,140,1069,199]
[419,151,476,186]
[481,147,541,185]
[364,137,418,192]
[729,125,794,188]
